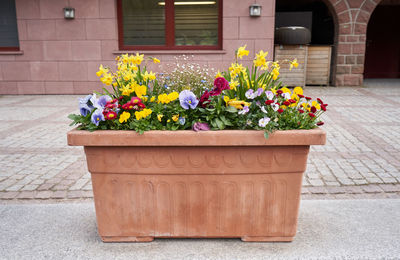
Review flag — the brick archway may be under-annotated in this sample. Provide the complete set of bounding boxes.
[327,0,382,86]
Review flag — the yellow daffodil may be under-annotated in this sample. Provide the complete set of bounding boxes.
[143,71,156,81]
[100,73,113,86]
[133,53,144,65]
[271,68,280,81]
[120,54,130,64]
[119,111,130,123]
[253,50,268,67]
[119,84,134,96]
[290,59,299,71]
[236,45,249,59]
[152,57,160,64]
[230,80,239,91]
[157,114,163,122]
[172,114,179,122]
[215,70,223,78]
[96,65,108,77]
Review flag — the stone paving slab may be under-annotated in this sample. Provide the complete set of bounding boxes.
[1,86,400,200]
[1,200,399,259]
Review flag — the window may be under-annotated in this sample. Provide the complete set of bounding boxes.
[117,0,222,50]
[0,0,19,51]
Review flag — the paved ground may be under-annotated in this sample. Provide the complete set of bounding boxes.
[1,86,400,201]
[1,199,399,259]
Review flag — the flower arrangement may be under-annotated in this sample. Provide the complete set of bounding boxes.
[69,45,327,137]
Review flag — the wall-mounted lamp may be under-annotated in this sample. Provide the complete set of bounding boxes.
[63,7,75,19]
[249,4,261,17]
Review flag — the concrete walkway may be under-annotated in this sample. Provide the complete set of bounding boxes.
[1,86,400,200]
[1,199,399,259]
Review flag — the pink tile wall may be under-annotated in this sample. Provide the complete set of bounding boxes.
[1,0,275,94]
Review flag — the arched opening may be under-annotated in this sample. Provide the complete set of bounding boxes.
[364,0,400,80]
[274,0,337,86]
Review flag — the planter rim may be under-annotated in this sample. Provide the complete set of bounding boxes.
[68,128,326,147]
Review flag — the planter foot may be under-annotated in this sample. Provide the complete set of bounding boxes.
[101,236,154,242]
[241,236,293,242]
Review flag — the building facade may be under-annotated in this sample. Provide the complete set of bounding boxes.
[0,0,398,94]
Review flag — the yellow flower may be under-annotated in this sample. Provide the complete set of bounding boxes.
[119,84,134,96]
[135,108,152,120]
[271,68,280,81]
[167,92,179,102]
[120,54,130,64]
[157,114,163,122]
[215,70,223,78]
[223,96,231,104]
[133,53,144,65]
[253,50,268,67]
[172,114,179,122]
[150,96,156,102]
[281,87,291,94]
[157,93,168,104]
[96,65,108,77]
[229,80,239,91]
[290,59,299,71]
[134,84,147,98]
[293,86,303,95]
[229,63,246,77]
[302,102,311,111]
[100,73,114,86]
[229,100,250,109]
[312,101,321,110]
[152,57,160,64]
[236,45,249,59]
[142,96,148,102]
[143,71,156,81]
[119,111,130,123]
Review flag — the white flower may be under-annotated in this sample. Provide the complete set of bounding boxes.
[258,117,271,127]
[271,103,279,111]
[238,106,250,115]
[245,89,257,99]
[282,92,291,99]
[265,90,274,100]
[261,106,268,114]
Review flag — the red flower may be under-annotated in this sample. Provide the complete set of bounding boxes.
[276,90,283,95]
[283,100,290,106]
[210,77,229,96]
[305,96,312,100]
[119,96,124,101]
[137,102,146,109]
[317,98,324,104]
[122,102,134,110]
[317,121,324,126]
[105,111,117,120]
[311,106,317,113]
[265,100,274,105]
[199,90,210,108]
[277,108,284,114]
[289,99,296,103]
[105,103,115,109]
[308,112,315,118]
[131,97,142,104]
[298,94,304,98]
[299,109,304,113]
[112,99,118,103]
[321,104,327,111]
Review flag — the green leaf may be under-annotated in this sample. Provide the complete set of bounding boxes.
[220,115,232,126]
[225,106,238,113]
[214,118,225,130]
[264,132,269,139]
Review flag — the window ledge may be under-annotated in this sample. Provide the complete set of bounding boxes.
[0,50,24,55]
[113,50,227,55]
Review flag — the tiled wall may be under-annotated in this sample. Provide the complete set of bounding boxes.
[0,0,275,95]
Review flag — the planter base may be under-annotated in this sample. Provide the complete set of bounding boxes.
[101,236,155,242]
[241,236,294,242]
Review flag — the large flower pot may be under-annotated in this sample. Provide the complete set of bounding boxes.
[67,129,326,242]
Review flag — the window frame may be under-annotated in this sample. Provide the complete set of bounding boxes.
[0,0,20,52]
[116,0,223,50]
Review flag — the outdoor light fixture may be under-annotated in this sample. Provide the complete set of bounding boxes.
[158,1,216,5]
[249,4,262,17]
[63,7,75,19]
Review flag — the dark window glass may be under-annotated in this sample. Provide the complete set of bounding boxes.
[122,0,166,46]
[119,0,221,49]
[175,0,219,46]
[0,0,19,49]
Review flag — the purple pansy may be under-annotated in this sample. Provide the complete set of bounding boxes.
[245,89,257,99]
[179,90,199,110]
[91,109,105,126]
[238,106,249,115]
[256,88,264,96]
[91,94,112,109]
[79,94,94,116]
[192,122,210,131]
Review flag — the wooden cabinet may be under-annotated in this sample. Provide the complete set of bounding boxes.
[274,45,332,86]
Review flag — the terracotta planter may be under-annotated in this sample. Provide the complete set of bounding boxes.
[67,129,325,242]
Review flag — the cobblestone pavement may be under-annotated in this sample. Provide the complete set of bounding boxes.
[1,86,400,201]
